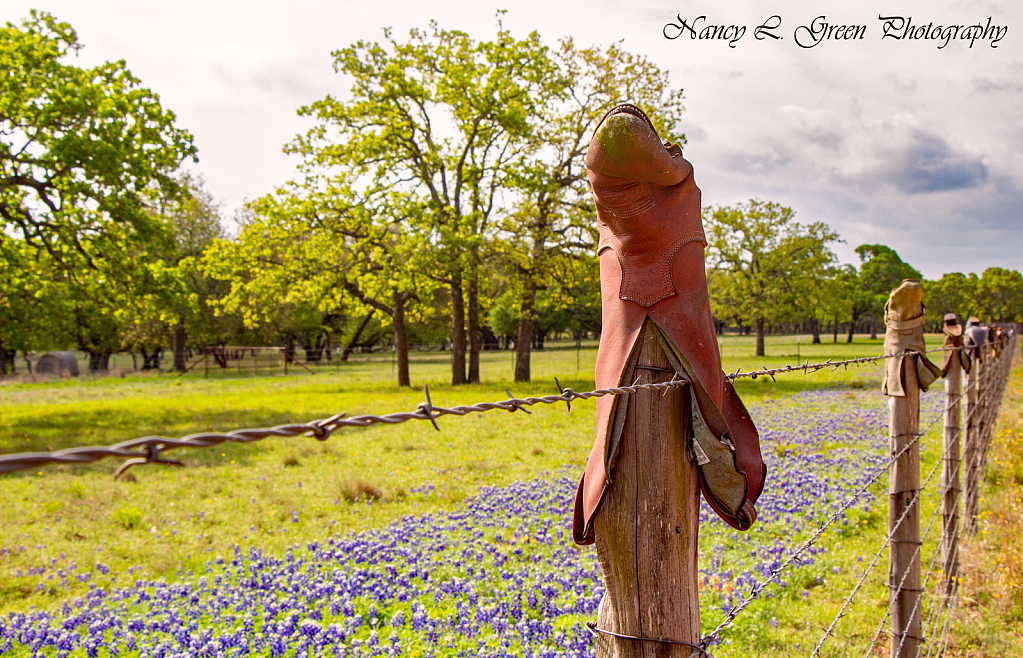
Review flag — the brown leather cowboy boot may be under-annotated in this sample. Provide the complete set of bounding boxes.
[572,104,766,544]
[881,279,942,397]
[941,313,971,377]
[964,317,988,361]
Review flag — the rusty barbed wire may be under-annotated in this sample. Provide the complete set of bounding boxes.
[0,345,976,480]
[0,345,953,479]
[723,344,962,382]
[0,378,690,478]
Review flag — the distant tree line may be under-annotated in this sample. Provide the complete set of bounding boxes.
[3,12,1021,379]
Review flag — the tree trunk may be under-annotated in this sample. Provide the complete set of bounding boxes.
[870,316,878,340]
[811,317,821,344]
[392,289,410,387]
[755,316,765,357]
[450,273,467,385]
[467,265,481,384]
[847,316,856,343]
[88,352,111,372]
[833,315,839,343]
[342,311,375,362]
[173,323,187,372]
[514,286,536,383]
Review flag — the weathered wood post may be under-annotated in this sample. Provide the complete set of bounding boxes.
[889,360,921,658]
[980,338,1005,472]
[962,319,986,534]
[976,342,989,480]
[979,332,1011,477]
[571,104,765,658]
[881,280,940,658]
[939,314,966,599]
[593,327,700,656]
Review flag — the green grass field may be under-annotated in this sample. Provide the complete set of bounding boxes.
[1,333,1018,656]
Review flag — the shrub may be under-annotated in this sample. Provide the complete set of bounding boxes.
[111,506,143,530]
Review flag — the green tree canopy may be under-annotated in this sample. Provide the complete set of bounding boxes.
[1,11,198,367]
[851,244,922,338]
[497,39,684,381]
[288,19,565,385]
[705,199,839,356]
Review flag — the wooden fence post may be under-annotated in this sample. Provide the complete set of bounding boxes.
[977,344,989,480]
[593,326,700,657]
[980,341,1003,471]
[963,346,983,533]
[941,339,962,599]
[890,356,922,658]
[980,334,1014,479]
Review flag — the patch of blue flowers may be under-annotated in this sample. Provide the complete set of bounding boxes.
[1,389,943,657]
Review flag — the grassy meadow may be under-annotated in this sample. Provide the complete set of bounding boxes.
[0,333,1019,656]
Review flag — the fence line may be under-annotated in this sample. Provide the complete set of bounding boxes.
[0,347,962,479]
[808,403,954,658]
[864,452,960,657]
[0,330,1016,658]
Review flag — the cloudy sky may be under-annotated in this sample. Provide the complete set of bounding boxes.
[6,0,1021,278]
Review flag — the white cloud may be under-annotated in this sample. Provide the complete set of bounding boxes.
[3,0,1021,278]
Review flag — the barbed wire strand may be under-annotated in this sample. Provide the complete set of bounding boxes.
[927,362,1013,658]
[0,338,1013,655]
[930,581,960,658]
[924,341,1014,658]
[919,520,963,658]
[723,345,959,382]
[0,378,692,477]
[918,491,964,651]
[857,341,1015,658]
[0,346,957,478]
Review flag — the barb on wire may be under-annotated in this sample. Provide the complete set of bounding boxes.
[0,343,980,483]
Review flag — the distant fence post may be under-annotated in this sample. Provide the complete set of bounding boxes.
[963,344,983,533]
[981,340,1003,471]
[941,318,963,599]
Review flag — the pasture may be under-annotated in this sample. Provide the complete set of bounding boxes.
[1,335,1020,656]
